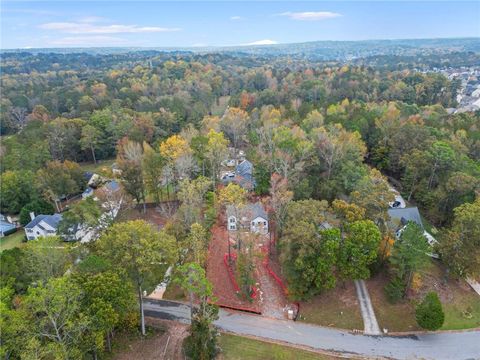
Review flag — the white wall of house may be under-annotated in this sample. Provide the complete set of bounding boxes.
[24,220,57,240]
[250,216,268,234]
[228,216,237,231]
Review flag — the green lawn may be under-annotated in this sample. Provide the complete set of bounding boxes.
[79,159,116,176]
[298,282,364,330]
[368,261,480,332]
[0,231,25,252]
[218,333,336,360]
[442,286,480,330]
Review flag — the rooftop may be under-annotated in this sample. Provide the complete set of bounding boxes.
[388,207,423,229]
[25,214,63,230]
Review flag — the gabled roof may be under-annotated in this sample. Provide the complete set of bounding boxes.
[226,202,268,221]
[105,181,120,192]
[388,207,423,229]
[236,160,253,177]
[25,214,62,230]
[0,221,16,234]
[84,172,94,182]
[83,187,94,195]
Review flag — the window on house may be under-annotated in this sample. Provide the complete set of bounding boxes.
[264,221,267,225]
[229,218,235,223]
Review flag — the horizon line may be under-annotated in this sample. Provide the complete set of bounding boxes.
[2,36,479,51]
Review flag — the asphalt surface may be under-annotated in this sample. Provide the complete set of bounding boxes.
[354,279,381,335]
[143,299,480,360]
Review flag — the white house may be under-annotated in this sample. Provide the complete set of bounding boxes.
[24,213,62,241]
[226,202,268,235]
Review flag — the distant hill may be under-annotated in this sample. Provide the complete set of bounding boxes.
[3,37,480,61]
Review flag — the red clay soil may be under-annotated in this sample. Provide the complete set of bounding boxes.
[256,250,289,319]
[207,220,261,313]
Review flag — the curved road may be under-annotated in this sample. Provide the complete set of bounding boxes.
[143,299,480,360]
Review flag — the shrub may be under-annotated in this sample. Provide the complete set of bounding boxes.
[384,277,405,303]
[415,292,445,330]
[19,200,55,226]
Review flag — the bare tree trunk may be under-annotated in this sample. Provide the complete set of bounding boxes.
[91,145,97,164]
[107,331,112,352]
[138,286,146,335]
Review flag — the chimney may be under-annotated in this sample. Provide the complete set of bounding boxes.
[29,212,35,221]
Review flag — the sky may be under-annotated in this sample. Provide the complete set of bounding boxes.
[1,1,479,49]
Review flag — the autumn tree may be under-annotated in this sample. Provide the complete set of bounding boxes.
[80,124,102,163]
[177,176,212,227]
[220,107,249,157]
[269,173,293,238]
[21,277,90,359]
[117,138,146,212]
[23,236,70,284]
[438,198,480,278]
[142,142,166,204]
[205,129,229,185]
[95,220,178,335]
[351,168,394,232]
[185,223,209,266]
[160,134,195,190]
[36,160,86,211]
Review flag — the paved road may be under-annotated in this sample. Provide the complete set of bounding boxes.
[354,279,381,335]
[143,299,480,360]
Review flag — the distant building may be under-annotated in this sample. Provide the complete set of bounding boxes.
[82,187,94,199]
[0,214,17,237]
[226,202,268,234]
[24,213,62,241]
[221,159,256,191]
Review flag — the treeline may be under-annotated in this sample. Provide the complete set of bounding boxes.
[1,52,460,135]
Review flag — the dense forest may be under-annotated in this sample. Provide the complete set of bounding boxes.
[1,49,478,224]
[1,42,480,358]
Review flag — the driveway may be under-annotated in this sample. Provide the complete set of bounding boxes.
[143,299,480,360]
[354,279,381,335]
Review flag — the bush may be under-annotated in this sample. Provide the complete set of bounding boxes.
[384,277,405,303]
[184,303,219,360]
[19,200,55,226]
[415,292,445,330]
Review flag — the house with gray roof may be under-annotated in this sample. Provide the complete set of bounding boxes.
[388,207,424,238]
[0,214,17,237]
[24,213,62,241]
[226,202,268,234]
[221,159,256,191]
[388,207,423,228]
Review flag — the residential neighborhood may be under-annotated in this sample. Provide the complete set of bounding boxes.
[1,5,479,359]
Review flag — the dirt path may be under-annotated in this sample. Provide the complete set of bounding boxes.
[112,318,189,360]
[256,256,288,319]
[206,222,260,312]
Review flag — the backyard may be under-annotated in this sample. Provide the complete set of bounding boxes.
[0,230,25,252]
